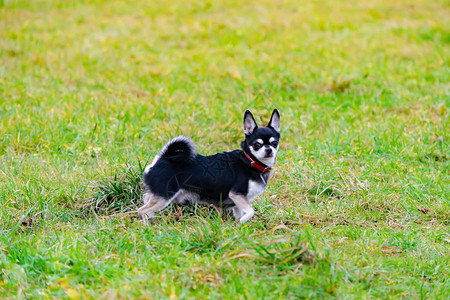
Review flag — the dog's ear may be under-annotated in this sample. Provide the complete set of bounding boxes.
[267,109,280,133]
[244,110,258,135]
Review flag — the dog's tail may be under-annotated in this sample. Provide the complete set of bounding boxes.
[144,136,197,175]
[158,135,197,164]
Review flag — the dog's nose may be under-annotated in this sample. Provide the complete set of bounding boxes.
[265,148,272,155]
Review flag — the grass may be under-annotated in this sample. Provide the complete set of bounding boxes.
[0,0,449,298]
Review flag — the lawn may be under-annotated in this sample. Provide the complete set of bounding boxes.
[0,0,449,298]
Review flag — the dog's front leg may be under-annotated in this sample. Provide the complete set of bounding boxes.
[229,192,254,223]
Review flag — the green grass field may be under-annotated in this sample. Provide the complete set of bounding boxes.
[1,0,449,298]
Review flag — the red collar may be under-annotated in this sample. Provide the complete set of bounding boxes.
[243,151,271,173]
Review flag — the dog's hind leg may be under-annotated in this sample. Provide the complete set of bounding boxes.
[138,192,173,221]
[142,192,152,205]
[174,189,200,205]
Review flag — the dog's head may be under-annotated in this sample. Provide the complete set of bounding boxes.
[241,109,280,167]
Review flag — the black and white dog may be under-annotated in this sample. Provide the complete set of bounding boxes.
[138,109,280,223]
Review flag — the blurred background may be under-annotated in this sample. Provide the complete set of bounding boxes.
[1,0,447,160]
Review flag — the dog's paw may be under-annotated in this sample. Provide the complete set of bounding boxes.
[239,209,255,223]
[138,213,149,225]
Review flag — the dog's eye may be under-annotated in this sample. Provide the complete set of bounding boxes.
[271,141,278,147]
[253,142,262,149]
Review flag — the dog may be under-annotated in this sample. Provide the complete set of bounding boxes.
[138,109,280,223]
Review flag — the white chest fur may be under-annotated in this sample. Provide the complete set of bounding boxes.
[247,180,266,202]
